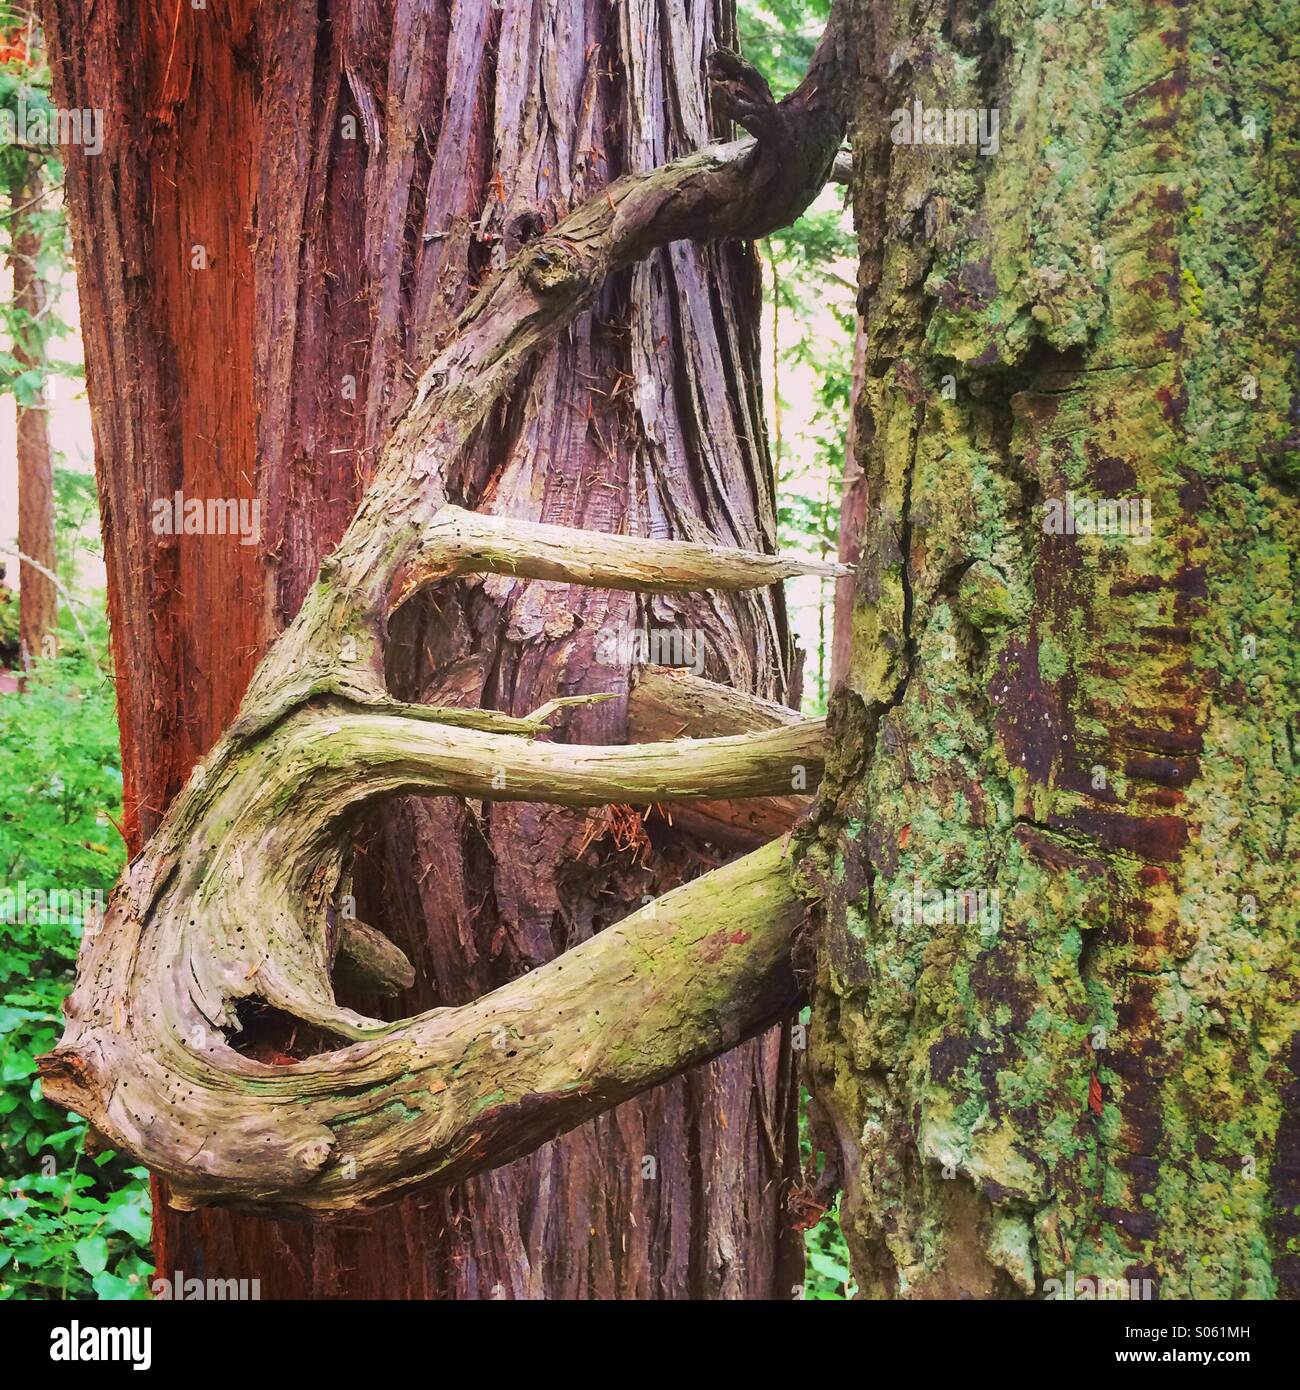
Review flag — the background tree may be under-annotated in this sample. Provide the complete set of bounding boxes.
[40,0,809,1299]
[1,7,69,671]
[741,0,857,715]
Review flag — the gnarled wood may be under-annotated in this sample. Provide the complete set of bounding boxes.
[629,666,813,847]
[45,836,803,1214]
[334,920,416,998]
[38,6,851,1217]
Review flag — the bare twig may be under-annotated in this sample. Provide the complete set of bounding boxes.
[10,548,89,645]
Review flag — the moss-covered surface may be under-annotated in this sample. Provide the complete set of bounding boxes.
[805,0,1299,1298]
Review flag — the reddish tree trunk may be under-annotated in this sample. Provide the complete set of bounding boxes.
[44,0,803,1298]
[9,159,57,670]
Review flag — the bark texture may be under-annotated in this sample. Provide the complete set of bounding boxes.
[42,0,833,1297]
[807,0,1299,1298]
[9,159,57,669]
[830,319,867,688]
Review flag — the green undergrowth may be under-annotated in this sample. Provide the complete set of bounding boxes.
[0,610,151,1300]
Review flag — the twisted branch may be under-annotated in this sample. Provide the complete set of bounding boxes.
[39,5,851,1212]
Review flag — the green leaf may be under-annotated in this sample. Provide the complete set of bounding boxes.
[91,1270,136,1300]
[808,1249,850,1282]
[105,1193,152,1245]
[73,1235,108,1276]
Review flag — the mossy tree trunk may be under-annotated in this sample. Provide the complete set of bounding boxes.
[808,0,1299,1297]
[42,0,806,1299]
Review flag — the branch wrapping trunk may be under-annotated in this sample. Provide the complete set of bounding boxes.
[38,9,852,1216]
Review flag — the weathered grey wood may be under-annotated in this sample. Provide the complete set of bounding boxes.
[628,666,814,847]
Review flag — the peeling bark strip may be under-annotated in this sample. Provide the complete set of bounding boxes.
[39,9,850,1214]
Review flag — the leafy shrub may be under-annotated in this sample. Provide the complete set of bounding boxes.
[797,1004,855,1300]
[803,1195,856,1300]
[0,612,152,1299]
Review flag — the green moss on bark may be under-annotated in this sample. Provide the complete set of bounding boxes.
[808,0,1300,1299]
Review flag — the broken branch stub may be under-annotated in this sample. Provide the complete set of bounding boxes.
[38,8,851,1212]
[628,667,816,847]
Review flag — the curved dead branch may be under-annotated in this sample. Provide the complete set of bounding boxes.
[39,5,851,1212]
[628,666,814,847]
[45,839,803,1214]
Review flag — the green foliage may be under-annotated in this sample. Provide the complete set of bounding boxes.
[804,1195,857,1300]
[767,208,856,292]
[740,3,856,714]
[51,468,100,592]
[0,516,150,1297]
[740,2,856,1293]
[797,1008,855,1300]
[0,27,148,1267]
[736,0,831,98]
[764,205,855,715]
[0,619,121,884]
[0,12,80,400]
[0,576,16,661]
[0,1154,153,1301]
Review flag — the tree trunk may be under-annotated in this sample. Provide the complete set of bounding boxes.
[9,159,57,670]
[809,0,1299,1298]
[44,0,803,1298]
[830,318,866,688]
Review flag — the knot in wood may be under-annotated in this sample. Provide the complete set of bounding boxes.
[522,242,584,297]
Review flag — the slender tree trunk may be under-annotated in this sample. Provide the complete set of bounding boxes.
[9,159,56,670]
[810,0,1299,1297]
[44,0,802,1298]
[769,246,783,469]
[830,319,865,689]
